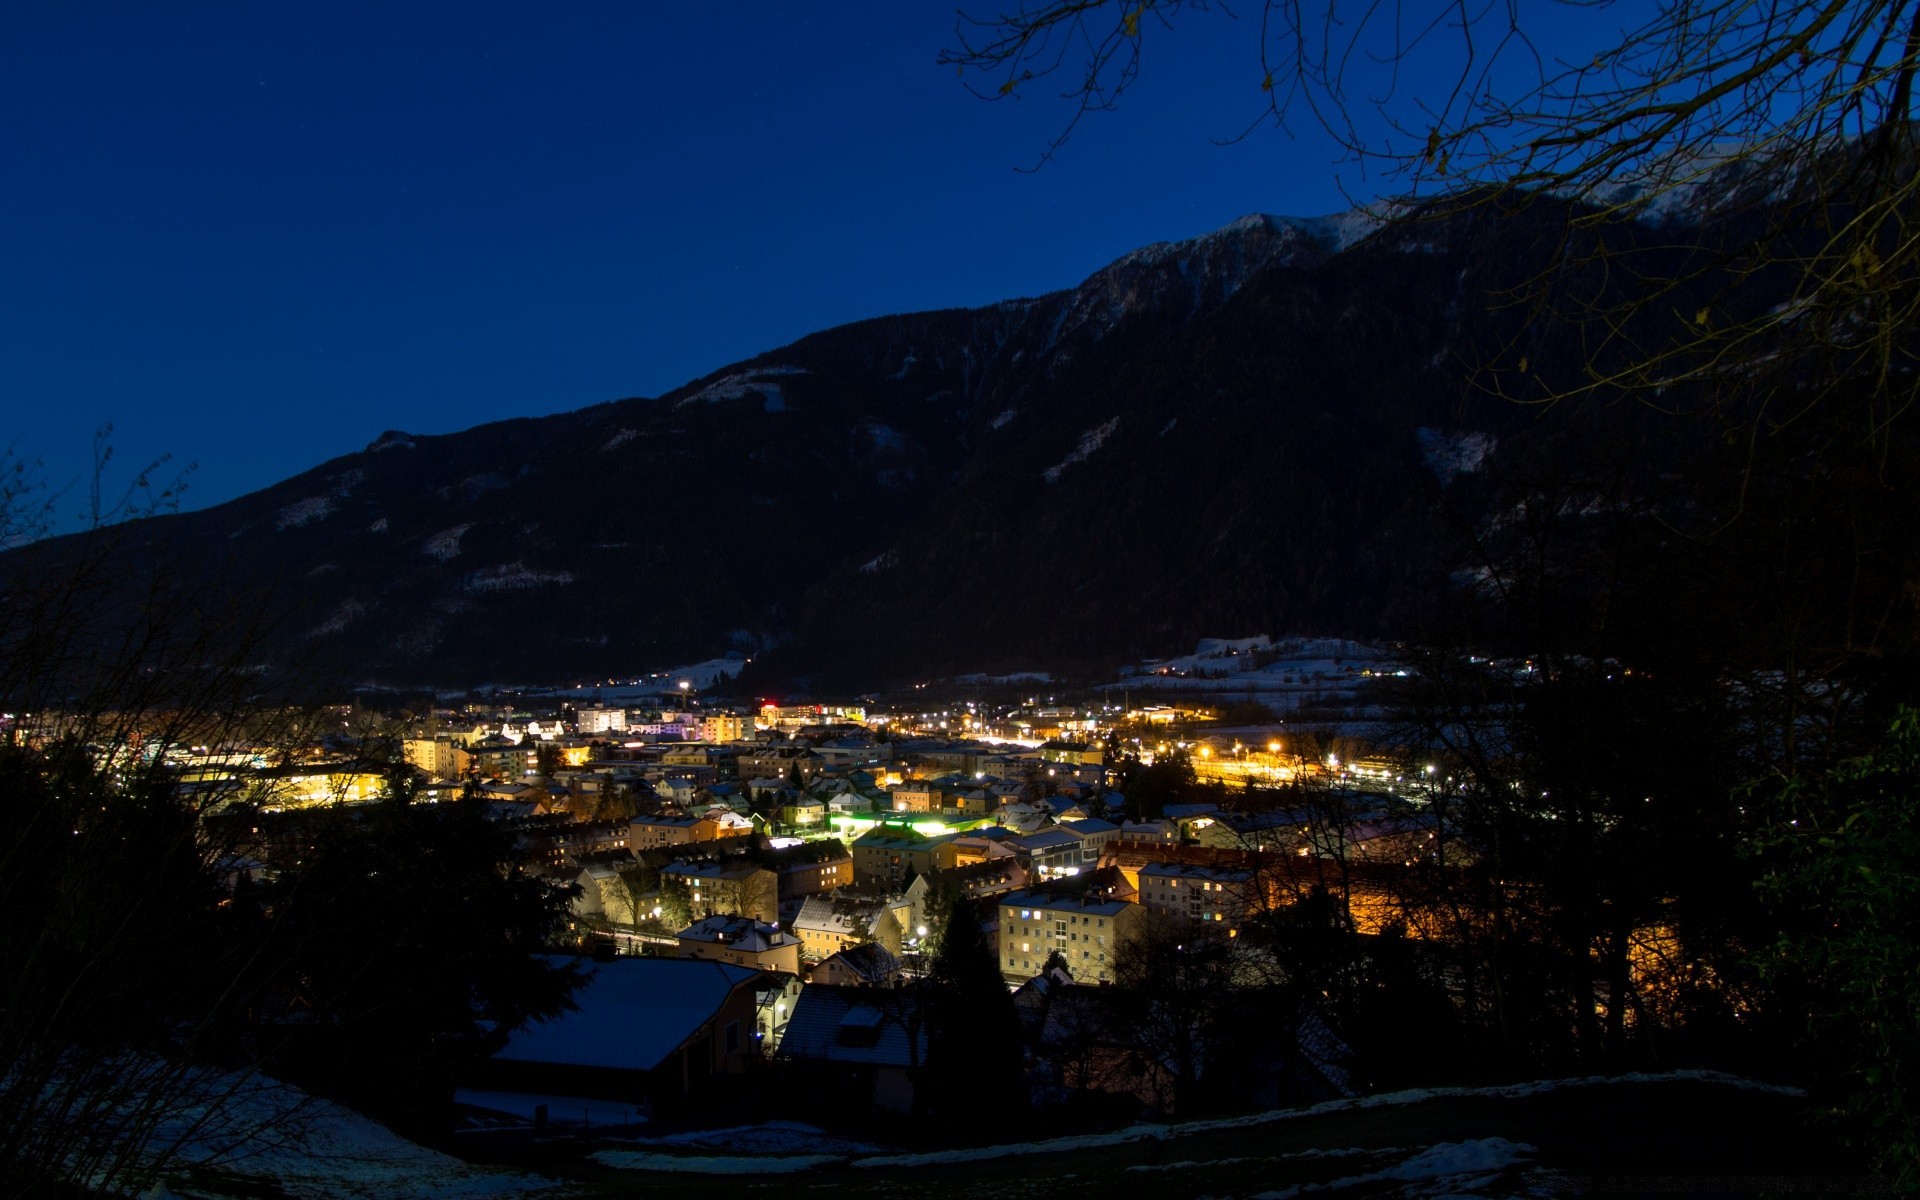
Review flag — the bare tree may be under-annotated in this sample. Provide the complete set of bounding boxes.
[946,1,1920,457]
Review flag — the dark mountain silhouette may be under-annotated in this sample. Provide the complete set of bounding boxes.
[9,199,1715,690]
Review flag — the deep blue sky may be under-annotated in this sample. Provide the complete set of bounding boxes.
[3,2,1623,531]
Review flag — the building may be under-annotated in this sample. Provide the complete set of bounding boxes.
[661,861,779,925]
[888,782,942,813]
[1137,862,1258,932]
[474,957,762,1113]
[811,943,903,988]
[770,841,853,903]
[629,811,751,851]
[251,762,388,808]
[572,853,643,925]
[997,891,1143,984]
[701,714,754,744]
[402,736,460,781]
[850,828,960,889]
[776,984,928,1113]
[675,915,801,975]
[576,707,628,734]
[737,746,826,784]
[792,894,906,960]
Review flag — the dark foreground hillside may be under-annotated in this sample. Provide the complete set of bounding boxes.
[410,1073,1859,1199]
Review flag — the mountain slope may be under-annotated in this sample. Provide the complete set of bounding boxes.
[10,201,1682,690]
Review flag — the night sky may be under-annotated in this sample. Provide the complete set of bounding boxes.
[3,2,1624,533]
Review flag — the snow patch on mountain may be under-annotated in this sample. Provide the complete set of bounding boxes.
[306,599,367,638]
[276,497,334,530]
[460,472,511,500]
[859,424,906,452]
[368,518,389,533]
[1416,428,1495,482]
[860,551,897,574]
[601,428,639,452]
[463,562,576,593]
[365,430,416,452]
[1043,417,1120,482]
[676,366,807,409]
[989,408,1017,430]
[422,524,473,561]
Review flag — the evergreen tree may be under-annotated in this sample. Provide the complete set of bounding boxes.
[923,898,1025,1117]
[259,783,581,1131]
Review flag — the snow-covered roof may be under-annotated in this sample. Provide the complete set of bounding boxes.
[778,985,927,1068]
[493,957,759,1073]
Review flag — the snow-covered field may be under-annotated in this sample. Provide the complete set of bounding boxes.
[139,1071,556,1200]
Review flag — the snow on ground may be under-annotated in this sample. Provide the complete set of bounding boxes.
[548,656,748,699]
[600,428,639,452]
[1042,417,1120,482]
[454,1089,643,1128]
[1253,1138,1536,1198]
[952,671,1053,685]
[1128,1146,1399,1173]
[590,1150,845,1174]
[612,1120,884,1157]
[848,1070,1799,1171]
[990,408,1017,430]
[142,1071,554,1200]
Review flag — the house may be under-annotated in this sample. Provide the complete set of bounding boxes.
[811,942,903,988]
[676,915,802,975]
[887,782,942,813]
[996,891,1142,984]
[572,852,643,925]
[654,776,701,806]
[630,813,712,850]
[776,984,930,1113]
[770,840,853,902]
[755,972,804,1052]
[1137,862,1258,933]
[530,820,633,871]
[777,795,827,829]
[1018,827,1086,878]
[630,809,753,851]
[1061,817,1122,865]
[660,861,779,924]
[792,894,906,960]
[736,746,826,784]
[850,827,959,888]
[904,858,1030,932]
[474,956,762,1114]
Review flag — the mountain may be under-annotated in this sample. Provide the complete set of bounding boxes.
[8,198,1706,691]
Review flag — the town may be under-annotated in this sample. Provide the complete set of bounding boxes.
[43,671,1568,1133]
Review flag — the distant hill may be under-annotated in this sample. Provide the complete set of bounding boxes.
[7,197,1720,691]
